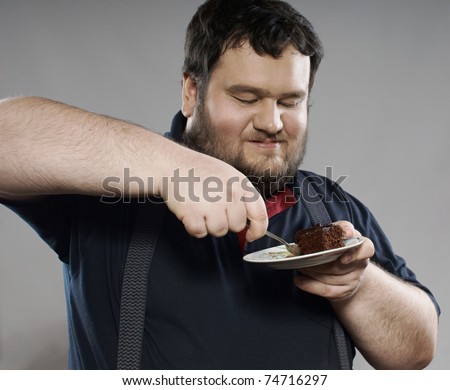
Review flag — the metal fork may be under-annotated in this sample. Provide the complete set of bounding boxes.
[264,230,301,256]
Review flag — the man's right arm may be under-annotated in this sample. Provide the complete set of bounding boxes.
[0,96,267,240]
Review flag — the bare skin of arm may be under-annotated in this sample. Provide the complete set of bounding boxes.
[0,96,268,240]
[295,222,438,369]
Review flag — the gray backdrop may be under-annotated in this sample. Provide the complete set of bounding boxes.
[0,0,448,370]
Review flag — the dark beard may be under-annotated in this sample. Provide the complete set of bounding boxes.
[182,105,307,199]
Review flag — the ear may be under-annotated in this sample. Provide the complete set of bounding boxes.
[181,73,199,118]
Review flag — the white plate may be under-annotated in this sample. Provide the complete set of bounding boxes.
[243,237,364,270]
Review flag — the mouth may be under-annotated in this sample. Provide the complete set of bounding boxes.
[246,139,283,151]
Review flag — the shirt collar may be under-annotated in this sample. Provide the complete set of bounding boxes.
[166,110,187,142]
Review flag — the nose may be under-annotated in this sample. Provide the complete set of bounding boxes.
[253,101,283,134]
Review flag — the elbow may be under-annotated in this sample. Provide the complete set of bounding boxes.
[410,335,437,370]
[413,310,439,369]
[397,334,437,370]
[397,325,438,370]
[370,346,436,370]
[400,348,435,370]
[368,324,438,370]
[395,296,440,370]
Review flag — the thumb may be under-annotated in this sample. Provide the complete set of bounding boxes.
[244,197,268,242]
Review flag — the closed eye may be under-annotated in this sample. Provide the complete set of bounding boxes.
[233,96,258,105]
[278,99,304,108]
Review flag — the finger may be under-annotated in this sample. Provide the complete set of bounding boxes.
[340,239,374,264]
[335,221,356,239]
[300,261,351,277]
[301,258,368,283]
[241,182,268,241]
[298,270,353,285]
[226,204,248,233]
[245,208,268,242]
[294,274,355,301]
[204,210,230,237]
[180,214,208,238]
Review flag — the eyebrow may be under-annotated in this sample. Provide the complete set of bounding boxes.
[226,84,307,99]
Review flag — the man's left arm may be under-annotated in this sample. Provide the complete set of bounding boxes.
[294,222,439,370]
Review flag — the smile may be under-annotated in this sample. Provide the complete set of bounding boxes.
[247,140,283,151]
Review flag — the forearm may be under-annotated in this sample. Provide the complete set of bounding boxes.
[331,262,438,369]
[0,96,177,197]
[0,96,268,240]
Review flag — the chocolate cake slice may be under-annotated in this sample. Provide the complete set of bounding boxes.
[294,224,345,255]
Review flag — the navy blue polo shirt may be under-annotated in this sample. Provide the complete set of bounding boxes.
[1,112,440,369]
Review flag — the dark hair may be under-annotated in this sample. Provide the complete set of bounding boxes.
[183,0,324,97]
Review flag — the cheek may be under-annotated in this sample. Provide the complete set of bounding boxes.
[206,99,250,138]
[283,111,308,139]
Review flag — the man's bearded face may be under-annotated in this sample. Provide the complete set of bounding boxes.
[182,43,310,199]
[182,101,308,199]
